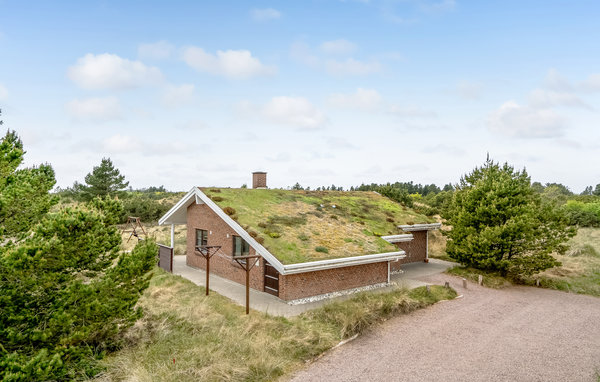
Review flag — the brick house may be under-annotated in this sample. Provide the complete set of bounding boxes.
[159,173,440,302]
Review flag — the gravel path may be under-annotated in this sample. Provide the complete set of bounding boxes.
[290,274,600,382]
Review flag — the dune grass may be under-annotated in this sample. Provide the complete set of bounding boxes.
[97,269,456,381]
[201,188,433,264]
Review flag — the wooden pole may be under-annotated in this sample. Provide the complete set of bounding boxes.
[206,254,210,296]
[246,265,250,315]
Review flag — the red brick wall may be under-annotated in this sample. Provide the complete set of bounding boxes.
[279,262,388,301]
[390,230,428,271]
[186,203,264,291]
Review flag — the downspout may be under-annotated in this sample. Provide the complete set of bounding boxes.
[425,231,429,263]
[387,261,391,284]
[170,224,175,249]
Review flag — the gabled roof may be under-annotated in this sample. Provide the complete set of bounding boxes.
[158,187,437,273]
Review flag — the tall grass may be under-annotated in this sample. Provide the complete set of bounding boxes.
[97,270,455,381]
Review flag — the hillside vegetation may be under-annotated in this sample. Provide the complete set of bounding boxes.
[202,188,433,264]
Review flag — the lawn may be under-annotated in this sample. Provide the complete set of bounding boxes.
[97,269,456,381]
[202,188,433,264]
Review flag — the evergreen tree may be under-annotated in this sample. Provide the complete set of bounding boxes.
[581,185,593,196]
[0,132,156,380]
[445,157,576,278]
[76,158,129,201]
[594,184,600,196]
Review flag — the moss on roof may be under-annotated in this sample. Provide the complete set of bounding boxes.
[201,188,433,264]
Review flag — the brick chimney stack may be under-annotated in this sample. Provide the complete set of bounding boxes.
[252,172,267,189]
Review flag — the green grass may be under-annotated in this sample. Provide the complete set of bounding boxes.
[201,188,433,264]
[444,228,600,297]
[446,266,512,288]
[99,269,456,381]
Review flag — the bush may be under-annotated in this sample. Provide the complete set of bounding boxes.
[223,207,236,216]
[121,194,170,223]
[562,200,600,227]
[315,246,329,253]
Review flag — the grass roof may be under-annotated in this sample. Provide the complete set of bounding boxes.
[202,188,433,264]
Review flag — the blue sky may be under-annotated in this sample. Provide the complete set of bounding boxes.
[1,0,599,192]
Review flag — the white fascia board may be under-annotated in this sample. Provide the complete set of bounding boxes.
[158,187,198,226]
[381,234,414,243]
[192,188,287,274]
[398,223,442,232]
[281,251,406,275]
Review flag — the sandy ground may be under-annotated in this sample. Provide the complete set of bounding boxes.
[290,273,600,382]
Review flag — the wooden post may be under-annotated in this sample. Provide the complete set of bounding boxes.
[462,278,467,289]
[233,255,260,315]
[246,266,250,315]
[170,224,175,248]
[444,281,450,289]
[206,253,210,296]
[426,285,431,293]
[478,275,483,286]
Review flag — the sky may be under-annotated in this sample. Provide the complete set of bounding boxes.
[1,0,599,192]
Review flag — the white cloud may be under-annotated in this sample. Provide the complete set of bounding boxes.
[251,8,281,22]
[457,80,483,100]
[325,58,381,75]
[328,88,382,111]
[162,83,195,107]
[528,89,590,109]
[487,101,565,139]
[68,53,163,90]
[544,69,572,91]
[387,104,436,118]
[0,83,7,100]
[290,42,320,67]
[580,73,600,92]
[65,97,122,122]
[319,39,357,55]
[182,47,276,79]
[138,40,174,60]
[103,134,142,153]
[261,96,327,129]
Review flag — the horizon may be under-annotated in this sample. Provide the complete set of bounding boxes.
[1,1,599,193]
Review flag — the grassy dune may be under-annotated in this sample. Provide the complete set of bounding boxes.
[98,270,456,381]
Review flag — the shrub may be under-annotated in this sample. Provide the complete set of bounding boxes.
[386,217,395,223]
[298,233,309,241]
[223,206,236,216]
[268,232,281,238]
[121,194,170,223]
[255,236,265,244]
[315,246,329,253]
[211,196,224,202]
[257,222,267,228]
[562,200,600,227]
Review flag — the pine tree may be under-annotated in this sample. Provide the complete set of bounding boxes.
[0,132,156,380]
[445,157,576,278]
[76,157,129,201]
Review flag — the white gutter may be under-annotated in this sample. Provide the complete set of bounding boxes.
[281,251,406,275]
[381,234,414,243]
[398,223,442,231]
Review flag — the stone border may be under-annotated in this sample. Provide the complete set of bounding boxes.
[286,282,390,305]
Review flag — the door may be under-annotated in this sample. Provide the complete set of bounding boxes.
[264,261,279,297]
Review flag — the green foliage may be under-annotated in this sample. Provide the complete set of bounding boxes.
[0,130,57,240]
[562,200,600,227]
[445,158,576,277]
[0,131,156,381]
[75,158,129,201]
[120,194,170,223]
[315,246,329,253]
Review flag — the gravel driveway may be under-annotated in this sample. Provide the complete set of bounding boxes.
[290,274,600,382]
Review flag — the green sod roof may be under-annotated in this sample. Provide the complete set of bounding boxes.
[202,188,433,264]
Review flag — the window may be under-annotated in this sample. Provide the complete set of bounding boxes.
[233,236,250,257]
[196,229,208,248]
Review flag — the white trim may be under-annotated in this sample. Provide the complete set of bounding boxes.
[381,234,414,243]
[170,224,174,248]
[398,223,442,232]
[281,251,406,274]
[158,187,407,275]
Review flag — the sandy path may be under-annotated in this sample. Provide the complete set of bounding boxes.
[290,274,600,382]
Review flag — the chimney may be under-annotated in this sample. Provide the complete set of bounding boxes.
[252,172,267,189]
